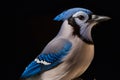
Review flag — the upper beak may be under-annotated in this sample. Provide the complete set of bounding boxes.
[91,15,111,22]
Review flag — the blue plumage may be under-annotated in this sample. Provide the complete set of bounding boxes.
[54,8,92,21]
[21,7,110,80]
[21,61,41,78]
[21,41,72,78]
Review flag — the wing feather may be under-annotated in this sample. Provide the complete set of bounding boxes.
[21,38,72,78]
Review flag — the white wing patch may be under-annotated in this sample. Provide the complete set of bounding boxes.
[34,58,51,65]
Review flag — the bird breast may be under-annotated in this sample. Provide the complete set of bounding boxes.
[41,36,94,80]
[60,36,94,80]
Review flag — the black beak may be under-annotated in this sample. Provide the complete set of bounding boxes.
[91,15,111,22]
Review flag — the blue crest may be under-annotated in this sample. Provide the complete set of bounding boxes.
[54,8,92,21]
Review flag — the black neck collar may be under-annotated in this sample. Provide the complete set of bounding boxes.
[68,17,93,45]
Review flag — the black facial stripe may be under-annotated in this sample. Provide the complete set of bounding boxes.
[85,14,92,23]
[68,17,93,45]
[68,17,80,37]
[88,14,92,20]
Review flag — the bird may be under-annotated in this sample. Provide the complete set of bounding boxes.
[20,7,110,80]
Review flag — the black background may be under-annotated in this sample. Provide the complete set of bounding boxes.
[15,0,120,80]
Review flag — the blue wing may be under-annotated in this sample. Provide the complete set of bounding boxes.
[21,39,72,78]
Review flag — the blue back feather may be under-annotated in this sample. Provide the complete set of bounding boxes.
[54,8,92,21]
[21,41,72,78]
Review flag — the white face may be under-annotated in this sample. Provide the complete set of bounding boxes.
[72,11,94,43]
[72,11,89,27]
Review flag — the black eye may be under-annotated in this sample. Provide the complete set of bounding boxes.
[78,15,85,20]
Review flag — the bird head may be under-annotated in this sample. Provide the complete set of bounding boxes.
[54,8,110,44]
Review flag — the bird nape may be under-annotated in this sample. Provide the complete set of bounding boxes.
[20,7,110,80]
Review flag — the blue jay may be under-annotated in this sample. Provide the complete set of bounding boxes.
[20,8,110,80]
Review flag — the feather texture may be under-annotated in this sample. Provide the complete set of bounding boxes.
[21,39,72,78]
[20,7,110,80]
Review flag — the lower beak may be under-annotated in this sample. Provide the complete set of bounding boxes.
[92,15,111,22]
